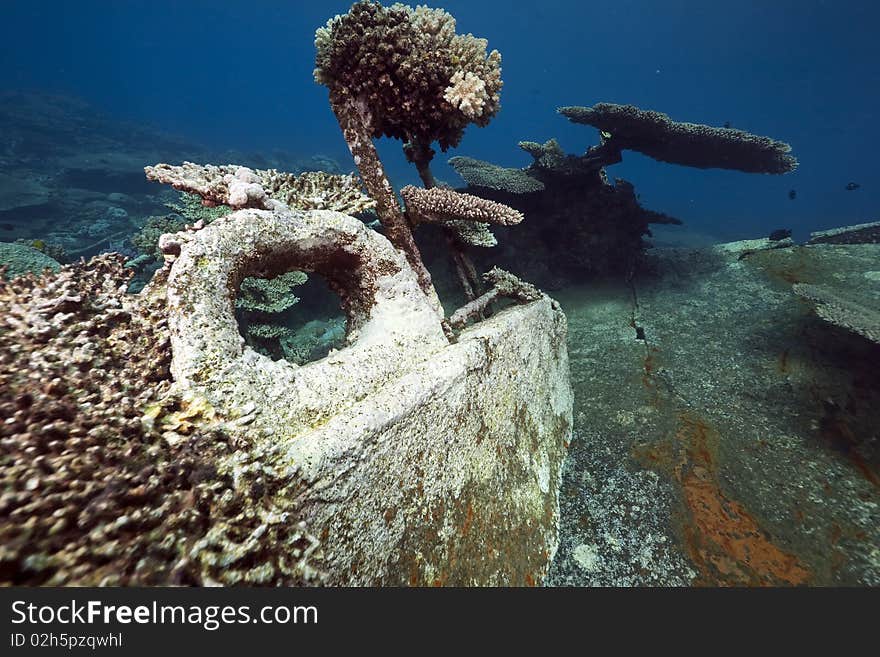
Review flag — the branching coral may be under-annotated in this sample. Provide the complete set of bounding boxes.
[165,191,233,224]
[449,146,680,284]
[558,103,798,174]
[449,267,543,329]
[314,1,507,305]
[400,185,523,227]
[145,162,375,216]
[131,214,188,260]
[236,271,309,359]
[448,99,798,285]
[314,1,502,151]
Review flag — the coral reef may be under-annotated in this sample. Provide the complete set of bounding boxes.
[0,4,571,588]
[131,214,188,261]
[448,101,798,286]
[558,103,798,174]
[448,150,679,286]
[401,184,523,257]
[165,191,233,225]
[449,267,544,329]
[0,256,323,584]
[138,199,570,584]
[0,241,60,279]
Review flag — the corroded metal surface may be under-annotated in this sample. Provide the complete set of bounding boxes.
[549,242,880,586]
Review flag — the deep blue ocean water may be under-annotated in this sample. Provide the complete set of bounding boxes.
[1,0,878,241]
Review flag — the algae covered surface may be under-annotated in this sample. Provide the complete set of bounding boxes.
[548,242,880,586]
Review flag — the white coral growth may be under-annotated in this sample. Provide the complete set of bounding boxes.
[444,70,488,119]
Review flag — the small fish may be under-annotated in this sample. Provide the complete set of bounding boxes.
[788,189,796,200]
[845,182,861,191]
[0,223,14,231]
[723,121,732,129]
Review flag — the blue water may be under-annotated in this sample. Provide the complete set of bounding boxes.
[2,0,878,241]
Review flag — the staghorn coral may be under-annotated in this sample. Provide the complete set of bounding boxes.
[0,255,323,585]
[400,185,523,226]
[793,282,880,344]
[558,103,798,174]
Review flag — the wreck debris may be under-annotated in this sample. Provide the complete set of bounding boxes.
[793,282,880,344]
[806,220,880,245]
[558,103,798,174]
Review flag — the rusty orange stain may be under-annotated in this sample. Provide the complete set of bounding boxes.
[778,349,789,374]
[461,502,474,537]
[634,413,811,586]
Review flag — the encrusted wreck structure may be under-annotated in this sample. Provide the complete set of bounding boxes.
[451,103,797,287]
[0,0,572,586]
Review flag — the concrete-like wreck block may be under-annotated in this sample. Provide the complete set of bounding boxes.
[154,207,572,585]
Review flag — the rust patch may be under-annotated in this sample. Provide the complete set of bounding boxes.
[634,413,811,586]
[778,349,789,374]
[819,404,880,490]
[461,502,474,537]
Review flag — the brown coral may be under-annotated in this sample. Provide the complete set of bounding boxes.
[314,1,502,151]
[400,185,523,227]
[0,256,323,585]
[558,103,798,174]
[144,162,375,216]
